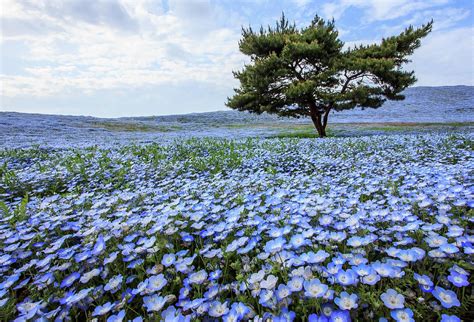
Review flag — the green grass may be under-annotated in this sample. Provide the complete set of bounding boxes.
[89,121,182,132]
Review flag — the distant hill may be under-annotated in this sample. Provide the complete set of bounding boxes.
[146,86,473,124]
[1,86,473,125]
[1,86,473,148]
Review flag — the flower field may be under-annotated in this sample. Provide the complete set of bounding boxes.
[0,134,473,321]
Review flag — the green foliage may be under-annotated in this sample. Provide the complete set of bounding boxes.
[227,13,432,137]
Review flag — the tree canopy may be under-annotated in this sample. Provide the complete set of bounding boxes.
[226,14,433,137]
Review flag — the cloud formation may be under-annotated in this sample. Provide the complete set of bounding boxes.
[1,0,472,116]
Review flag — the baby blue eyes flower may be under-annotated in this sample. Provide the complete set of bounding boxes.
[209,269,222,281]
[80,268,101,283]
[222,309,241,322]
[288,276,304,292]
[189,270,208,284]
[413,273,433,287]
[390,308,414,322]
[162,306,189,322]
[107,309,126,322]
[303,279,328,298]
[143,294,167,312]
[447,271,469,287]
[432,286,461,308]
[260,275,278,289]
[208,301,229,317]
[146,274,167,292]
[289,234,309,248]
[60,272,80,288]
[230,302,250,319]
[92,235,106,256]
[308,313,329,322]
[380,289,405,309]
[276,284,292,300]
[361,272,380,285]
[104,274,123,293]
[329,310,350,322]
[161,254,176,267]
[440,243,459,254]
[92,302,114,316]
[440,314,461,322]
[334,292,358,310]
[307,250,330,264]
[264,237,286,254]
[17,300,43,319]
[335,269,358,286]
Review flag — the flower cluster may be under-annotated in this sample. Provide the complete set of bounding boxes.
[0,134,472,321]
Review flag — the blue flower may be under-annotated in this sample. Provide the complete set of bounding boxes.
[204,285,219,299]
[275,308,296,322]
[259,289,275,308]
[208,301,229,317]
[308,314,329,322]
[440,243,459,254]
[104,274,123,293]
[92,235,106,256]
[361,272,380,285]
[289,233,309,249]
[104,251,118,265]
[161,306,190,322]
[223,309,241,322]
[189,270,208,284]
[143,294,167,312]
[209,269,222,281]
[336,269,358,286]
[230,302,250,319]
[107,309,126,322]
[287,276,304,292]
[276,283,292,300]
[334,291,358,310]
[80,268,101,283]
[146,274,167,292]
[304,279,328,298]
[92,302,114,316]
[264,237,286,254]
[447,272,469,287]
[432,286,460,308]
[372,262,396,278]
[60,272,80,288]
[440,314,461,322]
[380,289,405,309]
[161,254,176,267]
[390,308,414,322]
[16,300,43,319]
[413,273,433,287]
[305,250,330,264]
[329,310,350,322]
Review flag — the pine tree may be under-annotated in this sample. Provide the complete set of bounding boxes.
[227,14,433,137]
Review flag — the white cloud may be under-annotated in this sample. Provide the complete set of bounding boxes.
[1,0,245,98]
[407,27,474,86]
[322,0,449,21]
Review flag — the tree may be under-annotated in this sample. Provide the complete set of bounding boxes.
[226,14,432,137]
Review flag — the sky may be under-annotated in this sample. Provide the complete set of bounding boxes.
[1,0,473,117]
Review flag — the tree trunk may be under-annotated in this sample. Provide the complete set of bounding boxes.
[322,107,330,136]
[309,102,330,138]
[310,113,326,138]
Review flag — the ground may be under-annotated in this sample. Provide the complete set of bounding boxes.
[0,131,472,321]
[0,86,473,321]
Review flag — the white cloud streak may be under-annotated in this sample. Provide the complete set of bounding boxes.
[1,0,246,97]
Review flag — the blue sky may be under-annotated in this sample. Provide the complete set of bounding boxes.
[1,0,473,117]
